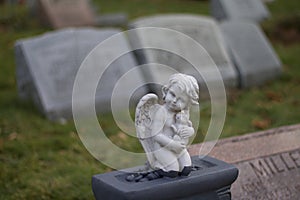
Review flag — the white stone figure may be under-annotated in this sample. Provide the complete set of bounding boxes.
[171,111,192,146]
[135,73,199,179]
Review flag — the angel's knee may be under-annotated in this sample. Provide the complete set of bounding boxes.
[154,150,180,171]
[178,150,192,171]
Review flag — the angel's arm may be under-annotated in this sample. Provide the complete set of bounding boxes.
[150,108,185,152]
[171,124,178,134]
[154,134,175,147]
[155,133,185,153]
[178,126,195,139]
[179,118,194,138]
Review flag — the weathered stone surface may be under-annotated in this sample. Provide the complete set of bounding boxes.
[189,125,300,164]
[219,21,282,88]
[15,28,145,121]
[211,0,270,22]
[128,14,238,95]
[37,0,95,28]
[189,124,300,199]
[233,150,300,199]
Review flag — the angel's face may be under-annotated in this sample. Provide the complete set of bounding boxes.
[165,85,189,112]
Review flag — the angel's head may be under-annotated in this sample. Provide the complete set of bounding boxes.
[162,73,199,112]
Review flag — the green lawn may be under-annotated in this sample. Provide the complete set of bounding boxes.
[1,0,300,199]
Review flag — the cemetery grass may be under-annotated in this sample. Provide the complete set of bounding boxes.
[0,0,300,199]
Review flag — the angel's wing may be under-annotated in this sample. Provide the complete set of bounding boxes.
[135,93,159,168]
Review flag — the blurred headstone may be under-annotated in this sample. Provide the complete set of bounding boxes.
[15,28,145,121]
[95,13,128,27]
[32,0,127,28]
[219,21,281,88]
[129,14,238,95]
[189,124,300,199]
[37,0,95,28]
[211,0,270,22]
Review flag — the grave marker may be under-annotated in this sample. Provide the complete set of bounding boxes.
[129,14,238,95]
[189,124,300,199]
[219,21,281,88]
[211,0,270,22]
[15,28,145,121]
[37,0,95,29]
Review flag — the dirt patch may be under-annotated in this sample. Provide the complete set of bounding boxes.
[267,14,300,45]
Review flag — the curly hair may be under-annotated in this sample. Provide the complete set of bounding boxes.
[162,73,199,105]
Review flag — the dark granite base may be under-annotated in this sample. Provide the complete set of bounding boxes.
[92,156,239,200]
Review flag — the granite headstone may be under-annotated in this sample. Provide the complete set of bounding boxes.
[211,0,270,22]
[128,14,238,94]
[219,21,281,88]
[189,124,300,199]
[15,28,145,121]
[37,0,95,29]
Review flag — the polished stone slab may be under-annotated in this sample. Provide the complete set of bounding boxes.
[233,149,300,199]
[189,124,300,199]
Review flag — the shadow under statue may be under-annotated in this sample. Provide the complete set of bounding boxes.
[92,74,238,199]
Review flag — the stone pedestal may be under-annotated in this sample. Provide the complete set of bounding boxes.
[92,156,238,200]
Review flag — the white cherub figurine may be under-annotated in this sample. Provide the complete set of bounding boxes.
[133,73,199,181]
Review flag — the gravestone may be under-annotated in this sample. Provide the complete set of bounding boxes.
[128,14,238,95]
[219,21,281,88]
[211,0,270,22]
[15,28,146,121]
[95,13,128,27]
[92,156,238,200]
[37,0,95,29]
[189,124,300,199]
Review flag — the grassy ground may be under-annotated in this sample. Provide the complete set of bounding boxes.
[0,0,300,199]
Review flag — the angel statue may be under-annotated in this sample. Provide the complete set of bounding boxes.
[127,73,199,182]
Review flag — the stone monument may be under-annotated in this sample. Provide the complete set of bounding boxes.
[211,0,270,22]
[15,28,145,121]
[219,21,282,88]
[92,74,239,199]
[189,124,300,199]
[36,0,128,29]
[134,74,200,178]
[37,0,96,29]
[128,14,238,95]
